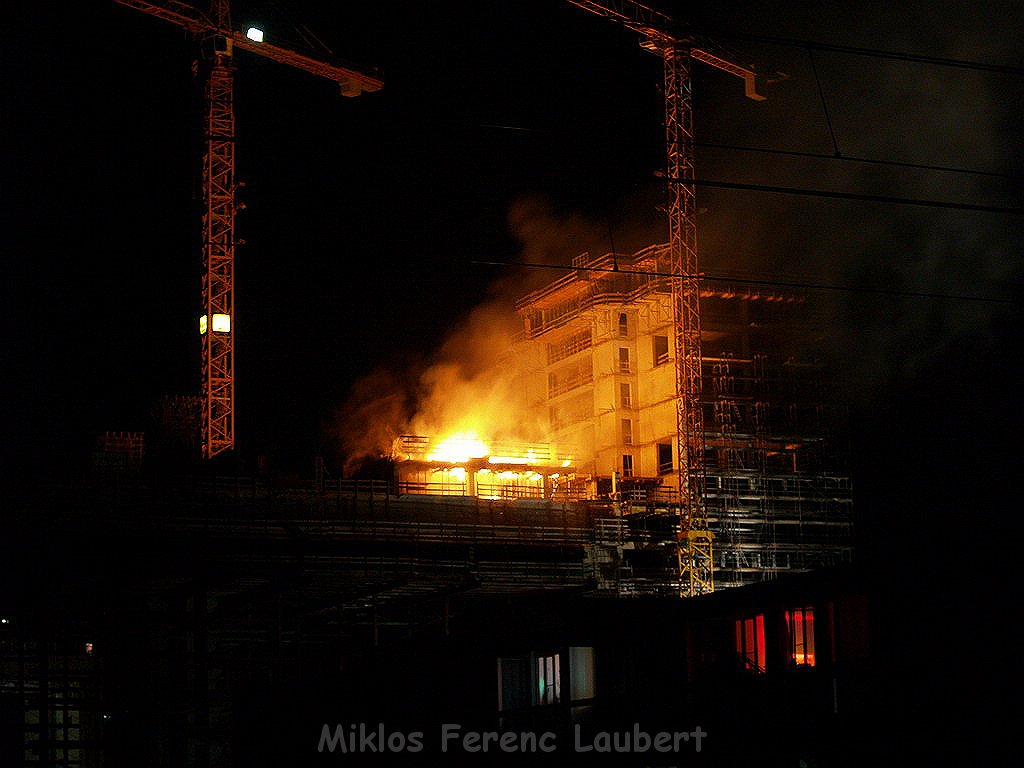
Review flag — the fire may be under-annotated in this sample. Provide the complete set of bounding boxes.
[426,432,490,463]
[488,450,539,465]
[394,431,581,500]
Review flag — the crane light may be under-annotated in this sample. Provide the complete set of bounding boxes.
[246,27,264,43]
[199,314,231,334]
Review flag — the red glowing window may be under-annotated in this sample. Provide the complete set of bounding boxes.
[785,607,816,666]
[735,614,765,673]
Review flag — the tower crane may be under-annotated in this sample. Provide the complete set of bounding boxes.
[566,1,765,597]
[112,1,382,458]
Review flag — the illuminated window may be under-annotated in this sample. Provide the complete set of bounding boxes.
[620,382,631,408]
[618,347,630,373]
[735,614,766,673]
[657,443,673,474]
[536,653,561,705]
[618,312,629,337]
[653,335,669,366]
[622,454,634,478]
[621,418,633,446]
[499,650,589,713]
[569,646,595,701]
[785,607,816,666]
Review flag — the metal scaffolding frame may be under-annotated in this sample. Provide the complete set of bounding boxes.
[512,246,853,596]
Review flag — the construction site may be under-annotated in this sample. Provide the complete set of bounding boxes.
[1,236,856,765]
[22,0,1007,765]
[391,243,853,593]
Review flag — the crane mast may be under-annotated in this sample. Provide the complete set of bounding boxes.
[199,0,235,459]
[567,0,764,596]
[663,43,713,597]
[112,0,382,459]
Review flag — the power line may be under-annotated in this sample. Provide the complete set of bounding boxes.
[464,124,1020,182]
[708,30,1024,76]
[807,47,842,158]
[696,141,1022,180]
[470,259,1018,305]
[658,173,1023,214]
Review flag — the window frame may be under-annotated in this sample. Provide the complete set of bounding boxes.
[785,607,817,667]
[653,335,670,366]
[620,381,631,408]
[735,614,766,673]
[656,442,673,474]
[621,418,633,446]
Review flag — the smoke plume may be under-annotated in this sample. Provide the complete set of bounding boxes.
[334,194,662,472]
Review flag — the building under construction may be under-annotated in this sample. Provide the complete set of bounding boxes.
[1,246,855,765]
[393,244,854,593]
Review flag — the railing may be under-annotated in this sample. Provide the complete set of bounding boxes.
[395,435,573,465]
[522,273,668,338]
[395,480,467,496]
[547,369,594,398]
[318,478,390,496]
[475,483,545,500]
[594,516,628,544]
[547,329,593,365]
[76,496,596,549]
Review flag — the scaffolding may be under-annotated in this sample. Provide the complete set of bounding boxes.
[0,627,103,768]
[511,246,854,593]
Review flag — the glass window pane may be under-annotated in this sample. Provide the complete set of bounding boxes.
[570,646,595,700]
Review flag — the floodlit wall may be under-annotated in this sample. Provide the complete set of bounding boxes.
[514,247,853,589]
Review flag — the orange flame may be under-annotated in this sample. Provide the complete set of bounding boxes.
[426,432,490,463]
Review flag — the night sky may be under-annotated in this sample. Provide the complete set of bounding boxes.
[3,0,1022,758]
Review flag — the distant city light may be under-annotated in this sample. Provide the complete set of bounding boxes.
[246,27,264,43]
